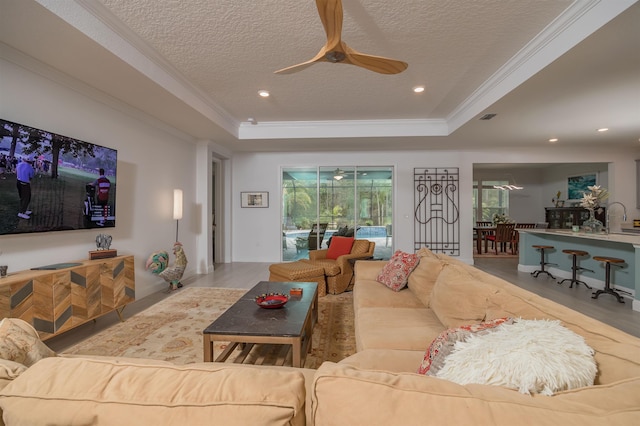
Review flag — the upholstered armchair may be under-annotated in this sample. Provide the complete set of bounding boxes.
[301,238,375,295]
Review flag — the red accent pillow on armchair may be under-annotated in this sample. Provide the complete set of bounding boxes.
[326,236,355,260]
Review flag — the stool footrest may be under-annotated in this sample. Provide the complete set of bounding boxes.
[592,288,625,303]
[558,278,592,289]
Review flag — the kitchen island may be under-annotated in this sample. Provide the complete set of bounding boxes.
[518,229,640,312]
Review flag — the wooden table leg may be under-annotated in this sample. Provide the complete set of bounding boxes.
[203,335,213,362]
[292,337,302,368]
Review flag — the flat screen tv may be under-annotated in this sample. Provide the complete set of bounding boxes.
[0,118,117,236]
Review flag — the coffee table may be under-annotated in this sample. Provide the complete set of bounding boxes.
[202,281,318,368]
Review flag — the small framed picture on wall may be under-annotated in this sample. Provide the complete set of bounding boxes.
[241,191,269,208]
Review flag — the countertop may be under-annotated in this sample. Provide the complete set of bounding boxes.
[521,229,640,245]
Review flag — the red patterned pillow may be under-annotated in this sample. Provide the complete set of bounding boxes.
[376,250,420,291]
[326,236,354,260]
[417,317,513,375]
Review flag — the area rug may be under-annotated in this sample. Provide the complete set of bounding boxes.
[63,287,355,369]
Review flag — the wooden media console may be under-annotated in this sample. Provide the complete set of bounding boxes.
[0,255,135,340]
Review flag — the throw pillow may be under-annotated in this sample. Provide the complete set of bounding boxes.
[417,317,513,375]
[376,250,420,291]
[0,318,57,367]
[435,319,597,395]
[326,236,355,260]
[0,358,28,381]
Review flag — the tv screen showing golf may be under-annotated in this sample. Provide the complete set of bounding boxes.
[0,118,117,236]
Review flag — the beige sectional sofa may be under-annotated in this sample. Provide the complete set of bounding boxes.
[2,248,640,425]
[338,249,640,425]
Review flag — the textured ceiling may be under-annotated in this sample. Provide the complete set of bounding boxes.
[1,0,639,152]
[97,0,568,122]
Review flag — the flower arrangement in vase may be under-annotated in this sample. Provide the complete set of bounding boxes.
[492,213,514,225]
[580,185,609,233]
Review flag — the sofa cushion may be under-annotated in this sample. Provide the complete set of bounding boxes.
[376,250,419,291]
[407,255,444,307]
[429,264,498,328]
[355,307,443,352]
[435,319,597,396]
[417,317,514,375]
[0,319,56,367]
[0,357,307,426]
[326,236,354,259]
[311,363,640,426]
[354,280,425,311]
[339,349,425,373]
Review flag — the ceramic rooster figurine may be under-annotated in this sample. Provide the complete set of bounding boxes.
[145,242,188,291]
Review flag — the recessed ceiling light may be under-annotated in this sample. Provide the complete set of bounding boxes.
[413,86,425,93]
[258,90,270,98]
[597,127,609,132]
[549,138,558,143]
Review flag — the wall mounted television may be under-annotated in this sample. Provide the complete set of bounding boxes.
[0,118,117,236]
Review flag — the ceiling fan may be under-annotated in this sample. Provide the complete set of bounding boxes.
[274,0,408,75]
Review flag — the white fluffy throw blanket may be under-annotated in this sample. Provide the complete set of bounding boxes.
[435,319,597,395]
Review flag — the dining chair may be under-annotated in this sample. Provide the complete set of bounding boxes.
[475,221,494,253]
[486,223,517,254]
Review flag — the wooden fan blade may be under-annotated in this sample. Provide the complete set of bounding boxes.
[316,0,343,47]
[274,47,329,74]
[345,45,408,75]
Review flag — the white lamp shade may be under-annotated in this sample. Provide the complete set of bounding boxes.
[173,189,183,220]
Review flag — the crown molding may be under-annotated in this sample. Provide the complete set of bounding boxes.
[35,0,239,137]
[446,0,636,132]
[238,119,448,140]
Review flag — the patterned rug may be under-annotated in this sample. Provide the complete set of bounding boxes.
[63,287,356,369]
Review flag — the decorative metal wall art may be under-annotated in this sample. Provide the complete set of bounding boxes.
[414,168,460,255]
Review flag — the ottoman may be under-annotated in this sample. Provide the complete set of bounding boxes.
[268,261,327,297]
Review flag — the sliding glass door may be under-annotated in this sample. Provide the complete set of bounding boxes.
[282,166,393,261]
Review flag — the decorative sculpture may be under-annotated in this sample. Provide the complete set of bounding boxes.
[95,234,112,250]
[145,242,188,291]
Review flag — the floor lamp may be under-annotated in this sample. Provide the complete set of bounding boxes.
[173,189,183,242]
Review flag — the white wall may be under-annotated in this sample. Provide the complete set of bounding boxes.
[2,51,638,293]
[230,149,640,265]
[0,56,199,300]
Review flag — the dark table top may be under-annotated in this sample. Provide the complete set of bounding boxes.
[203,281,317,337]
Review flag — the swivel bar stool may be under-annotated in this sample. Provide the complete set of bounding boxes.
[591,256,626,303]
[558,249,593,289]
[531,245,556,279]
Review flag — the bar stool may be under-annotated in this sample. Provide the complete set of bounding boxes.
[531,245,556,279]
[591,257,626,303]
[558,249,593,289]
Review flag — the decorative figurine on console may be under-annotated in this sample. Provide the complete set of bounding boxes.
[95,234,112,250]
[89,234,117,259]
[145,242,188,291]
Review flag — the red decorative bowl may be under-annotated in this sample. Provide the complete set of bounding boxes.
[255,293,289,309]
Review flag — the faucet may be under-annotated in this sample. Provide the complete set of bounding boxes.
[606,202,627,234]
